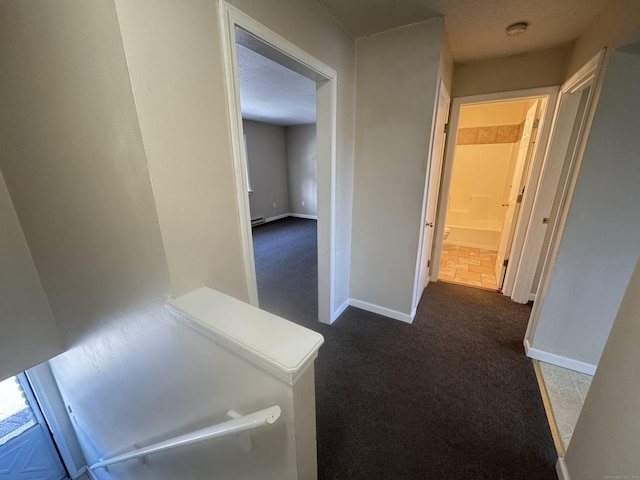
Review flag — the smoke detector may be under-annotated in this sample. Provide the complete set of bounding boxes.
[506,22,528,36]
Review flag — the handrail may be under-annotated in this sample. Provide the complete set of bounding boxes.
[89,405,281,470]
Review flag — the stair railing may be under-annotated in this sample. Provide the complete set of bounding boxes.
[89,405,281,471]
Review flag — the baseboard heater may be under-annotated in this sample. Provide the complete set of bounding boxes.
[251,216,265,226]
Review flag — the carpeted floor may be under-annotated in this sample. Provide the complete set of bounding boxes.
[252,217,557,480]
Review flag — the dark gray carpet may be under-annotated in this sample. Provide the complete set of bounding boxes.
[252,217,557,480]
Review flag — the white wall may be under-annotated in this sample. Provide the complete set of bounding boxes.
[562,254,640,478]
[350,19,444,316]
[243,120,291,220]
[446,144,516,231]
[0,171,64,381]
[286,124,317,217]
[530,49,640,367]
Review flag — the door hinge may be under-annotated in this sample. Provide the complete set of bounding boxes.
[517,186,525,204]
[444,123,449,134]
[533,118,540,128]
[503,259,509,268]
[427,260,431,268]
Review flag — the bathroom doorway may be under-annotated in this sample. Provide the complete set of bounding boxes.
[433,89,556,293]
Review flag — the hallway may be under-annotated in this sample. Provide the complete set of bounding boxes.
[253,219,556,479]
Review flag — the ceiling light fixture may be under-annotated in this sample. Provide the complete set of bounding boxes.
[506,22,528,36]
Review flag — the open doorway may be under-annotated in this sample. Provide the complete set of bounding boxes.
[234,28,319,322]
[220,3,339,324]
[0,374,66,480]
[431,87,558,298]
[439,99,541,290]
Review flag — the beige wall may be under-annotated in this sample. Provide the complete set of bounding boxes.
[452,45,571,98]
[0,171,64,381]
[350,19,443,315]
[566,0,640,78]
[114,0,249,300]
[0,0,170,349]
[564,254,640,478]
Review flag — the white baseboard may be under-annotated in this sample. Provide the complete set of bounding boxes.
[349,298,414,323]
[264,213,289,223]
[289,213,318,220]
[529,293,537,302]
[556,456,571,480]
[263,213,318,223]
[524,339,597,375]
[332,299,350,323]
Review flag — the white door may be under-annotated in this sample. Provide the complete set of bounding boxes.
[0,374,66,480]
[417,81,450,300]
[495,101,539,287]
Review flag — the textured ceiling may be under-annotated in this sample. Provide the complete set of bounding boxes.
[236,0,611,126]
[317,0,610,62]
[236,35,316,126]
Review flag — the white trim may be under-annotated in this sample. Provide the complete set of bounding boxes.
[24,370,85,478]
[349,298,414,324]
[334,298,350,320]
[523,50,607,346]
[524,339,597,375]
[264,213,289,223]
[289,213,318,220]
[260,213,319,224]
[412,78,450,312]
[502,91,559,298]
[556,457,571,480]
[431,87,557,289]
[218,1,338,324]
[529,293,537,302]
[513,51,605,305]
[167,288,324,385]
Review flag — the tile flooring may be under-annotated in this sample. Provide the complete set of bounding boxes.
[537,361,593,452]
[438,243,499,290]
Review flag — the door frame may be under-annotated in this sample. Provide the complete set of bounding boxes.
[219,1,339,323]
[512,51,606,305]
[26,367,87,479]
[1,373,68,479]
[524,50,606,354]
[412,78,450,312]
[430,87,558,297]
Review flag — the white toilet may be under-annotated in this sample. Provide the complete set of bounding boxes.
[443,226,451,241]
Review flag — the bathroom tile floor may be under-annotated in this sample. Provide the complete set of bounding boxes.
[536,361,593,452]
[438,243,499,290]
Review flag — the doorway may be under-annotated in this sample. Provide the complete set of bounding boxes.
[439,98,541,290]
[0,374,66,480]
[233,28,319,322]
[220,2,338,324]
[431,87,558,298]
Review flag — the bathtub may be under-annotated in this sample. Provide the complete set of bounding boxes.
[444,224,501,251]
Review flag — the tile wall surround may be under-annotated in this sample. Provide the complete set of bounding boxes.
[538,361,593,452]
[457,121,524,145]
